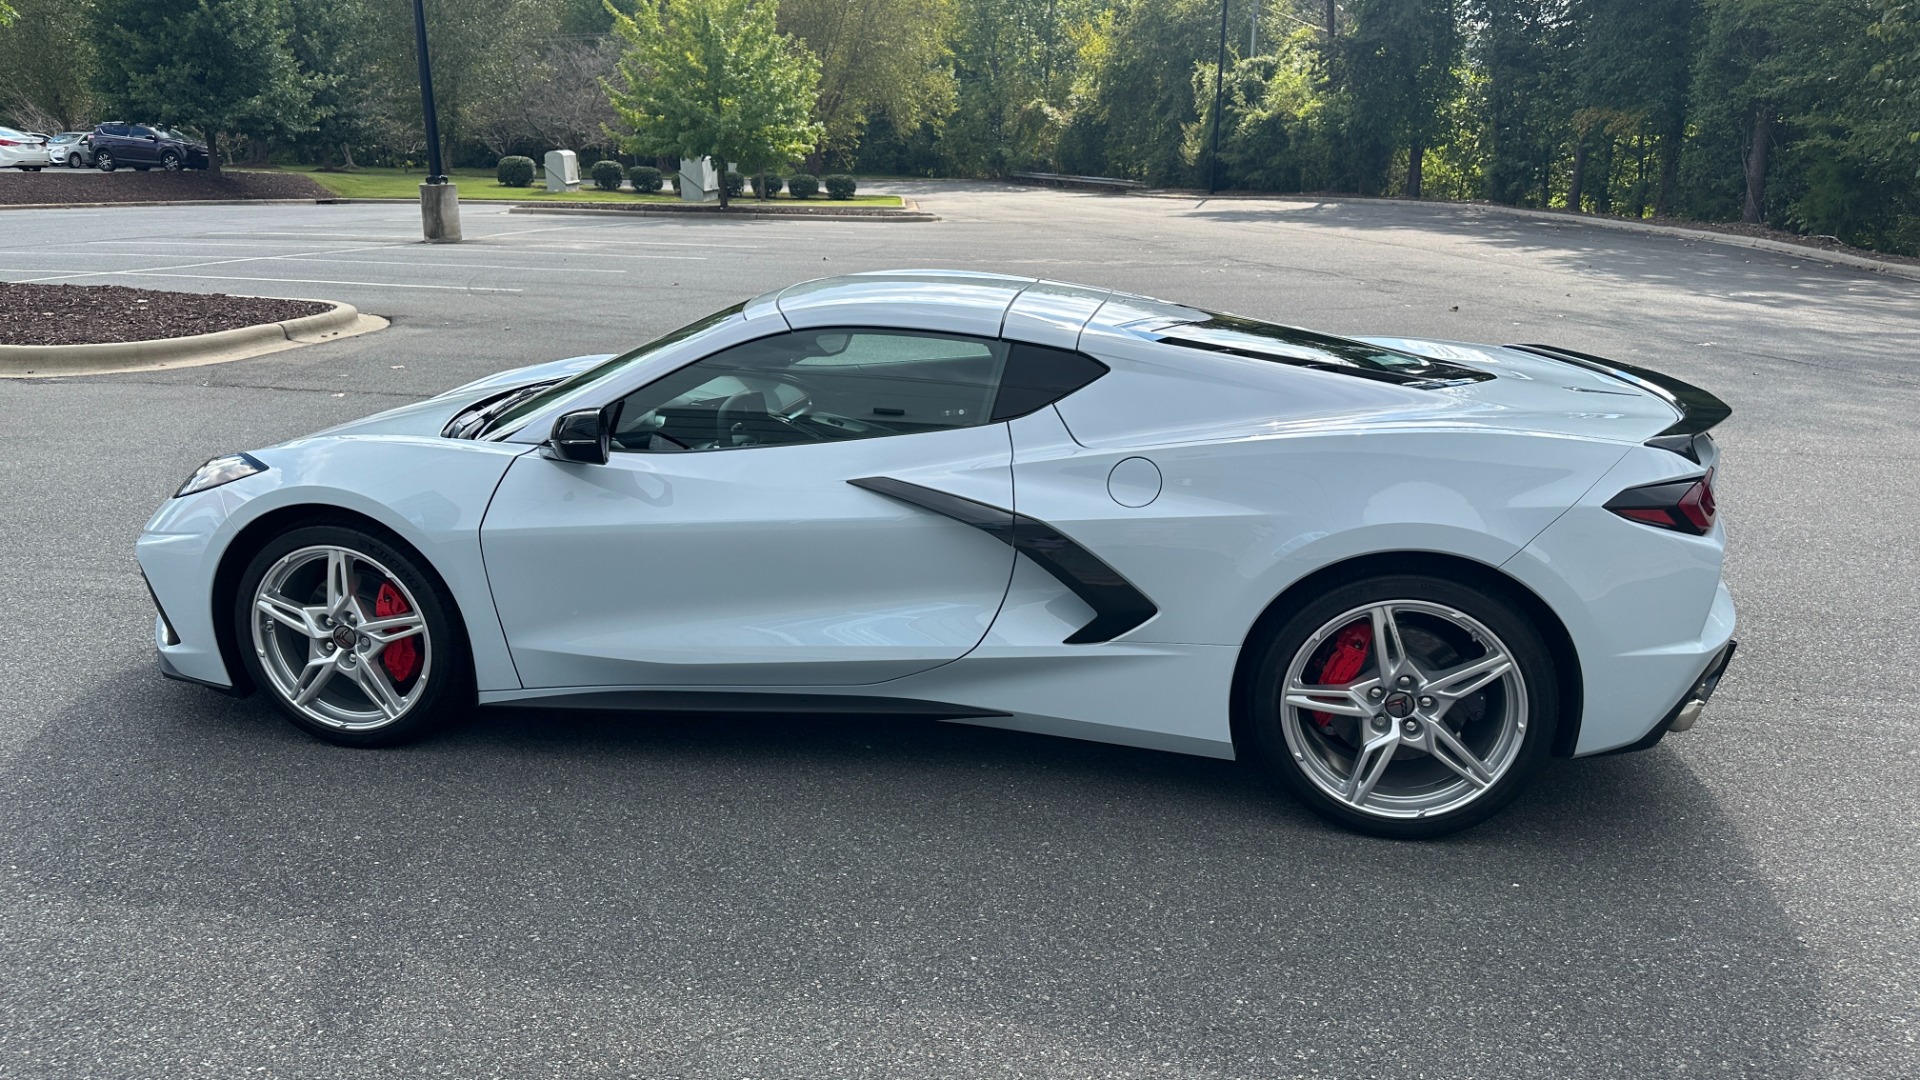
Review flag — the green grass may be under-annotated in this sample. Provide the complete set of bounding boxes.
[267,166,903,207]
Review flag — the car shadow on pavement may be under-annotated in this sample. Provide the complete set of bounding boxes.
[0,666,1819,1079]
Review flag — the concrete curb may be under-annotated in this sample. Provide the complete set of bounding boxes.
[1147,189,1920,282]
[0,300,385,377]
[506,198,934,222]
[1465,203,1920,282]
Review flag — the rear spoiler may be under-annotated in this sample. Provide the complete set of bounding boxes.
[1505,343,1732,449]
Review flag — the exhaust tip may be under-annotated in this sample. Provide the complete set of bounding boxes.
[1669,698,1707,733]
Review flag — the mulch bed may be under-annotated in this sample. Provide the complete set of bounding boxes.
[0,169,333,206]
[0,282,330,346]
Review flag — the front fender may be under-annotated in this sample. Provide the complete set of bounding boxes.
[138,435,532,691]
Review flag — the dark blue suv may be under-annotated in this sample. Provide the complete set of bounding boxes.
[87,123,210,172]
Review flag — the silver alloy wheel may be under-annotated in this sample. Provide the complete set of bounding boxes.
[1278,600,1528,820]
[162,152,180,171]
[250,545,431,730]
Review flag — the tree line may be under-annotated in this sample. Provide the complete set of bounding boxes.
[2,0,1917,252]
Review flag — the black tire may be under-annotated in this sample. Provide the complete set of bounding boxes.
[161,151,181,171]
[67,154,82,168]
[23,166,41,172]
[1247,573,1559,839]
[96,151,115,172]
[232,524,473,747]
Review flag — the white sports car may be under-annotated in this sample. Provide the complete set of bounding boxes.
[138,271,1736,836]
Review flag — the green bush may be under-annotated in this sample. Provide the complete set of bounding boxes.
[496,156,536,187]
[723,170,746,198]
[627,165,663,194]
[589,160,624,192]
[754,173,783,198]
[823,174,858,200]
[787,174,819,199]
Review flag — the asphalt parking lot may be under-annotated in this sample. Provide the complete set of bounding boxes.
[2,183,1917,1079]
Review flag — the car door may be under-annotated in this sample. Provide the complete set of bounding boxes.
[126,125,161,164]
[480,326,1021,689]
[95,124,128,162]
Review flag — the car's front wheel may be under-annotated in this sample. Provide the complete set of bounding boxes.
[1249,573,1558,838]
[67,154,82,168]
[233,525,471,747]
[161,151,182,171]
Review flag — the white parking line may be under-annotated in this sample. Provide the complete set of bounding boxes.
[104,272,524,292]
[280,256,627,273]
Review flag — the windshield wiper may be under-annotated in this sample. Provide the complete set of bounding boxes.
[443,381,560,440]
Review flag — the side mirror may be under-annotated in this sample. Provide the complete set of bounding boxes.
[544,403,620,465]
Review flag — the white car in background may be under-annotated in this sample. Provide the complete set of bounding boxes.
[137,271,1736,837]
[0,127,49,170]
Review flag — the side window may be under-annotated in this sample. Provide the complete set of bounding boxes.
[612,329,1008,453]
[130,125,156,138]
[990,343,1109,421]
[101,124,130,137]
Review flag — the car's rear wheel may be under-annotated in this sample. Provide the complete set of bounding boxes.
[233,525,471,747]
[1249,574,1557,838]
[95,151,114,172]
[161,151,181,171]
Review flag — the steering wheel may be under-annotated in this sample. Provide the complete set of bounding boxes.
[714,389,769,445]
[715,376,821,446]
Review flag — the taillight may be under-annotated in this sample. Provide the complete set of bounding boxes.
[1606,469,1717,535]
[0,139,18,147]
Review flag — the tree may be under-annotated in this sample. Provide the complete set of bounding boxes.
[1466,0,1568,205]
[779,0,956,163]
[468,37,622,160]
[605,0,821,208]
[0,0,99,130]
[90,0,316,171]
[1076,0,1222,184]
[941,0,1086,176]
[1343,0,1461,196]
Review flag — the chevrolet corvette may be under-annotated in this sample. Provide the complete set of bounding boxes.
[138,271,1736,836]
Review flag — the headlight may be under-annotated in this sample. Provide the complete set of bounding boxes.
[175,453,267,498]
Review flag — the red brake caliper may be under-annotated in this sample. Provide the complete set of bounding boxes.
[1310,622,1373,727]
[375,582,419,683]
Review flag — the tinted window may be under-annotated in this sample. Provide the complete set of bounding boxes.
[101,124,130,137]
[612,329,1007,453]
[130,125,156,138]
[1125,309,1491,386]
[990,343,1108,420]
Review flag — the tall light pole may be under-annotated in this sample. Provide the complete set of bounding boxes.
[1206,0,1229,195]
[411,0,461,241]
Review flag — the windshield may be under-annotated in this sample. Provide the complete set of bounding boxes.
[479,301,748,438]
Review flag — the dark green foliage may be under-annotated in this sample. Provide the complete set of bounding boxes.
[589,159,625,191]
[787,173,820,198]
[823,173,857,198]
[89,0,317,169]
[723,170,746,197]
[627,165,664,193]
[754,173,783,197]
[496,155,535,186]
